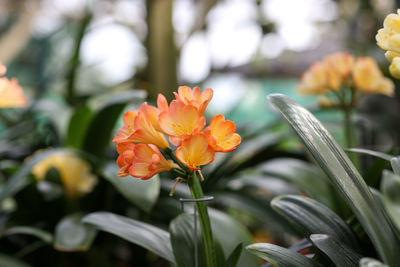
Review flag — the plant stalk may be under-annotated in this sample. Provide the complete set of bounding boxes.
[188,172,216,267]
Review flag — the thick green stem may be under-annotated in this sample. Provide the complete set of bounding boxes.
[343,109,360,169]
[188,172,216,267]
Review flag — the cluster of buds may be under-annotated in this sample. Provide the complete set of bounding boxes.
[297,52,394,108]
[113,86,241,182]
[0,63,27,108]
[376,9,400,79]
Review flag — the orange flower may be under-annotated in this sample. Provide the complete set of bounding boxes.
[352,57,394,96]
[116,143,136,177]
[173,86,213,115]
[159,100,205,146]
[157,93,168,112]
[113,103,170,149]
[297,62,331,94]
[113,110,139,143]
[0,64,27,108]
[204,114,241,152]
[129,144,179,180]
[323,52,354,81]
[176,134,215,170]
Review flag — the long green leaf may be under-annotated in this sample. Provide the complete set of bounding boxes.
[225,243,243,267]
[246,243,323,267]
[359,258,388,267]
[2,226,53,243]
[66,105,93,148]
[0,254,31,267]
[346,148,393,161]
[381,170,400,230]
[310,234,362,267]
[391,156,400,175]
[102,163,160,213]
[83,211,175,263]
[82,91,145,161]
[271,195,361,251]
[268,94,400,266]
[54,213,97,251]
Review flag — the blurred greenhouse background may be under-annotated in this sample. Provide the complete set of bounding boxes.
[1,0,400,266]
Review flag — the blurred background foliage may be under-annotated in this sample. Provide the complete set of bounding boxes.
[1,0,400,266]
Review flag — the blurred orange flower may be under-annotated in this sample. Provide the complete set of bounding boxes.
[204,114,241,152]
[176,134,215,170]
[353,57,394,96]
[0,64,27,108]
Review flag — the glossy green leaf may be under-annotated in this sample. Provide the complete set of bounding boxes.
[246,243,323,267]
[83,211,175,263]
[381,170,400,230]
[169,213,225,267]
[0,148,70,203]
[66,105,93,148]
[225,243,243,267]
[391,156,400,176]
[310,234,362,267]
[82,90,145,161]
[2,226,53,243]
[268,94,400,266]
[346,148,393,161]
[54,213,97,251]
[209,208,259,267]
[359,258,388,267]
[271,195,361,251]
[170,213,204,267]
[102,163,160,212]
[0,254,31,267]
[259,158,336,209]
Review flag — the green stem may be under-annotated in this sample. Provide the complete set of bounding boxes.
[343,108,360,169]
[188,172,216,267]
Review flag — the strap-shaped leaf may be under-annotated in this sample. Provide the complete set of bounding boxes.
[391,156,400,176]
[271,195,361,251]
[2,226,53,243]
[268,94,400,266]
[102,163,160,213]
[346,148,393,161]
[359,258,388,267]
[225,243,243,267]
[381,170,400,231]
[310,234,362,267]
[246,243,323,267]
[83,211,175,263]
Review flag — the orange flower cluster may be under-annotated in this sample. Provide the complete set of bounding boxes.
[297,52,394,98]
[113,86,241,180]
[0,63,27,108]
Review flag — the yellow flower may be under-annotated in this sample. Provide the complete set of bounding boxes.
[0,64,27,108]
[352,57,394,96]
[389,57,400,79]
[32,152,97,199]
[376,9,400,53]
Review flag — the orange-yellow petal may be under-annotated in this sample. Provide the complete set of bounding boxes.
[113,110,139,143]
[129,144,177,180]
[176,134,215,170]
[116,143,136,177]
[0,77,27,108]
[204,114,241,152]
[159,100,205,145]
[121,103,170,149]
[157,93,169,112]
[173,86,213,115]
